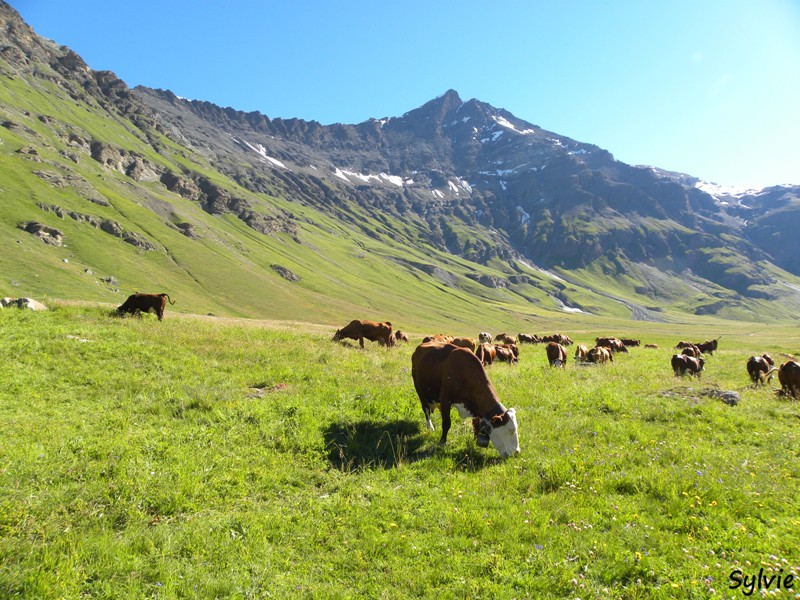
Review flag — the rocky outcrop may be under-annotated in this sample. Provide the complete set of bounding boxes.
[18,221,64,246]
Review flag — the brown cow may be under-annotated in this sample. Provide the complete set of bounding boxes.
[747,354,776,386]
[451,337,477,352]
[394,330,409,343]
[595,337,629,353]
[620,338,641,347]
[574,344,589,362]
[517,333,538,344]
[778,361,800,398]
[475,342,496,366]
[423,334,454,344]
[696,338,719,355]
[411,342,520,457]
[681,345,702,358]
[539,333,573,346]
[587,346,613,364]
[672,354,704,377]
[116,293,175,321]
[546,342,567,368]
[494,344,518,364]
[332,320,394,348]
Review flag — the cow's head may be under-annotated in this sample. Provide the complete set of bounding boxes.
[332,329,342,342]
[488,408,520,457]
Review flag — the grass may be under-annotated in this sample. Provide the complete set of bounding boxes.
[1,304,798,598]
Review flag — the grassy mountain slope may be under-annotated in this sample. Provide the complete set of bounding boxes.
[3,2,800,329]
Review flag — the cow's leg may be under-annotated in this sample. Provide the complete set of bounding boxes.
[359,337,365,348]
[438,404,452,445]
[422,405,434,431]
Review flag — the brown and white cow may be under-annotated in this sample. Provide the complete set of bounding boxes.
[574,343,589,362]
[494,344,518,364]
[475,342,496,366]
[546,341,567,368]
[517,333,538,344]
[746,354,776,386]
[332,319,394,348]
[681,345,703,359]
[411,342,520,457]
[116,293,175,321]
[595,337,629,354]
[478,332,493,344]
[778,360,800,398]
[394,330,409,343]
[587,346,613,364]
[672,354,705,377]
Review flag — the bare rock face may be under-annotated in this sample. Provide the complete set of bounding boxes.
[89,141,161,181]
[271,265,300,282]
[18,221,64,246]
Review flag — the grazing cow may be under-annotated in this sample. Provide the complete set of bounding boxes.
[747,354,776,386]
[671,354,705,377]
[475,342,496,366]
[451,337,477,352]
[644,344,658,349]
[116,293,175,321]
[517,333,538,344]
[395,330,409,343]
[587,346,613,364]
[675,340,694,349]
[494,344,518,364]
[696,338,719,355]
[332,319,394,348]
[546,342,567,368]
[423,334,454,344]
[574,343,589,362]
[681,345,702,358]
[595,337,629,353]
[478,332,493,344]
[778,361,800,398]
[495,334,516,345]
[539,333,573,346]
[620,338,641,347]
[411,342,520,457]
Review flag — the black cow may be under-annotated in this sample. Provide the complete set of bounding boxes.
[117,293,175,321]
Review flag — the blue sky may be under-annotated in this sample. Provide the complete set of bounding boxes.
[8,0,800,189]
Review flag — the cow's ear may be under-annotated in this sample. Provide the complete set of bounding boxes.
[492,412,509,426]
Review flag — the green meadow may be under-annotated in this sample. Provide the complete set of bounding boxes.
[1,304,798,599]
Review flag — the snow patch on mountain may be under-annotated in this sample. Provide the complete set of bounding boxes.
[493,115,536,135]
[695,180,758,199]
[237,139,289,169]
[332,167,405,187]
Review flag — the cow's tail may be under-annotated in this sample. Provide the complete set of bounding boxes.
[162,294,175,305]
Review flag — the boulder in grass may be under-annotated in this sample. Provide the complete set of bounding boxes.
[3,297,49,311]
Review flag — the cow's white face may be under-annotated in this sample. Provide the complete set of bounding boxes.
[489,408,520,457]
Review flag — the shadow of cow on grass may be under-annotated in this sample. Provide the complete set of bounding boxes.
[324,418,501,472]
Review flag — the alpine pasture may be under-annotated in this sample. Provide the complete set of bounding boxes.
[1,303,798,599]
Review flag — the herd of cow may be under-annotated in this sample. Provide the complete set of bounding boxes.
[113,299,799,458]
[329,319,800,458]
